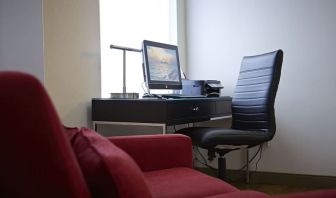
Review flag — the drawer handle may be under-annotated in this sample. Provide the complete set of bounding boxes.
[192,107,200,112]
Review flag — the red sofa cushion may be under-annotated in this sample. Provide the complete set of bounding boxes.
[144,167,237,198]
[109,134,193,171]
[66,127,152,198]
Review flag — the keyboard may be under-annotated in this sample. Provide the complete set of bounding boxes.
[159,94,206,99]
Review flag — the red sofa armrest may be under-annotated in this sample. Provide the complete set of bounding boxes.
[108,134,192,171]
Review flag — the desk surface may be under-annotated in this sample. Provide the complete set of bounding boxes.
[92,96,231,126]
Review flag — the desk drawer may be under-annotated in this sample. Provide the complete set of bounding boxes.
[216,100,232,115]
[92,99,166,123]
[167,101,215,122]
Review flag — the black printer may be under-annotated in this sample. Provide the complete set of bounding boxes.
[181,80,223,97]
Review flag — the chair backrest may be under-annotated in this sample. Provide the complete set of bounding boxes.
[231,50,283,140]
[0,71,91,198]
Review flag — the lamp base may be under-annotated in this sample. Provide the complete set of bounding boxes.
[110,92,139,99]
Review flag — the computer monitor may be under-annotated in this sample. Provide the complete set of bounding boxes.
[142,40,182,90]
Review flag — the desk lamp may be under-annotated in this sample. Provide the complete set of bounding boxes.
[109,44,142,99]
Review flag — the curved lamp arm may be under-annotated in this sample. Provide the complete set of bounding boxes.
[110,44,142,93]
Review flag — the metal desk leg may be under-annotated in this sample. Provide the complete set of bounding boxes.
[246,148,250,184]
[162,124,166,134]
[93,121,98,132]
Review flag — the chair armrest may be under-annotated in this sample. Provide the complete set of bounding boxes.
[108,134,192,172]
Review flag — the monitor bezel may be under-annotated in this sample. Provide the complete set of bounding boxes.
[142,40,182,90]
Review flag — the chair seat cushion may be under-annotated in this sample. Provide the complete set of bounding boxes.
[144,167,237,198]
[177,127,271,149]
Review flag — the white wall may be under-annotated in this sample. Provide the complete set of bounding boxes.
[186,0,336,176]
[0,0,44,82]
[43,0,101,127]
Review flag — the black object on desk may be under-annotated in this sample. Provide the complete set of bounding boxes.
[142,93,206,99]
[182,80,223,97]
[92,97,232,134]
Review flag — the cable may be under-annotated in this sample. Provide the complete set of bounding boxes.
[196,146,208,165]
[141,82,147,94]
[238,145,262,171]
[194,144,264,182]
[227,145,263,182]
[194,158,217,175]
[181,70,187,79]
[255,144,264,172]
[194,147,217,176]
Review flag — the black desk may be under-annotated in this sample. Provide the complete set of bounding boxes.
[92,97,231,133]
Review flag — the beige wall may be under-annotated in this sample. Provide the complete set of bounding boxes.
[43,0,101,127]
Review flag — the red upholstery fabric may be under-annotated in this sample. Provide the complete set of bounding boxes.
[205,191,271,198]
[109,134,192,171]
[144,167,237,198]
[2,71,336,198]
[0,71,91,198]
[67,127,152,198]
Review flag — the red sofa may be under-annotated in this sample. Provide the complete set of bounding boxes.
[1,71,335,198]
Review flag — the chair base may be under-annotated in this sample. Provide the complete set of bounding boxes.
[218,156,227,180]
[216,149,230,181]
[216,148,250,184]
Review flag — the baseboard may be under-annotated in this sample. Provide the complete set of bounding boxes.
[196,168,336,188]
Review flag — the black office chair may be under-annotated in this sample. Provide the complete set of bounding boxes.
[177,50,283,181]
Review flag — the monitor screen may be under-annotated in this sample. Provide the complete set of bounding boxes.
[142,40,182,90]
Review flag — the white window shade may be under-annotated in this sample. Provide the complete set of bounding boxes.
[99,0,177,97]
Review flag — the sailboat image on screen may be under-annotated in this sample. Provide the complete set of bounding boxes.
[142,40,182,90]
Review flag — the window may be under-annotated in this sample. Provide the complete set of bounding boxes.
[99,0,177,97]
